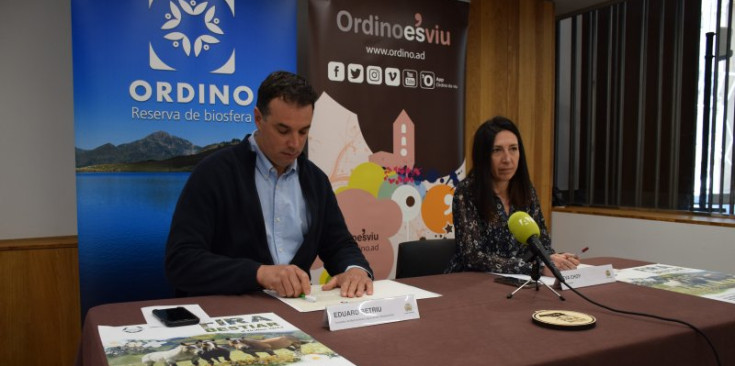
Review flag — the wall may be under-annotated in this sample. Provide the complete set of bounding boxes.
[0,237,80,365]
[552,211,735,274]
[465,0,556,218]
[0,1,80,364]
[0,1,77,239]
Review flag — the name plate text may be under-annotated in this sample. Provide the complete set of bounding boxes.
[559,264,616,290]
[324,295,419,331]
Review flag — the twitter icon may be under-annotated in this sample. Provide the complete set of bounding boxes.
[347,63,364,83]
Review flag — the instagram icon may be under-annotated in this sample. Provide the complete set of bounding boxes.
[366,65,382,85]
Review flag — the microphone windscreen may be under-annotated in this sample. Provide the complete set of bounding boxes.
[508,211,541,245]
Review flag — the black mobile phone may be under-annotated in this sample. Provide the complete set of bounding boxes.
[494,276,534,289]
[152,307,200,327]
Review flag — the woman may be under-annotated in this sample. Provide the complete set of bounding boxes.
[446,116,579,277]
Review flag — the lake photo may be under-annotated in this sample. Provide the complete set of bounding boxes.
[76,172,189,316]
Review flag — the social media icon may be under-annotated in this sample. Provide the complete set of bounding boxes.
[366,65,382,85]
[403,69,417,88]
[328,61,345,82]
[385,67,400,86]
[347,64,364,83]
[420,71,435,89]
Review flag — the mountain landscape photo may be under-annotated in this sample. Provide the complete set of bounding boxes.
[75,131,240,172]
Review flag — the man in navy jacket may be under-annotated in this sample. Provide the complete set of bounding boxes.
[166,71,373,298]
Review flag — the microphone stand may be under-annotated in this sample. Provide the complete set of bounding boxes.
[506,257,565,301]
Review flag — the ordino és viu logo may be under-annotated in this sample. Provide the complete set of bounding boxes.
[130,0,256,115]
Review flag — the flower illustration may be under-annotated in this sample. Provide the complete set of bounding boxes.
[161,0,221,57]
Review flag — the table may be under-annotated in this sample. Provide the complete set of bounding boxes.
[76,258,735,365]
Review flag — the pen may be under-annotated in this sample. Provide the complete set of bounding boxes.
[299,293,317,302]
[576,246,589,258]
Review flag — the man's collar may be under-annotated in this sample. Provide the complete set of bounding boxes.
[248,133,298,177]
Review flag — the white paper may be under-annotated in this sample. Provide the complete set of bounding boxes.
[265,279,441,312]
[491,272,558,285]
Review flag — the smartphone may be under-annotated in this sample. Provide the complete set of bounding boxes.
[152,307,200,327]
[494,276,534,289]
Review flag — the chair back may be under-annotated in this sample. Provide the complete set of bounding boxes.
[395,238,456,279]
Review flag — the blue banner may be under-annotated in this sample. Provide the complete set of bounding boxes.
[72,0,297,316]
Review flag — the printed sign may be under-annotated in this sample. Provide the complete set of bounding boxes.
[72,0,298,315]
[304,0,469,281]
[324,295,420,331]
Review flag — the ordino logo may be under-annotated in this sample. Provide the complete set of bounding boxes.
[130,0,254,108]
[149,0,236,74]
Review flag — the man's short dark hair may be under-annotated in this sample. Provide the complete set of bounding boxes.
[256,71,318,117]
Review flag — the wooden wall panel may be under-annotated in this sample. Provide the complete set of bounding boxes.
[465,0,556,223]
[0,236,80,365]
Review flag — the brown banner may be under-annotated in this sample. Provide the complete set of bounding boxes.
[303,0,469,280]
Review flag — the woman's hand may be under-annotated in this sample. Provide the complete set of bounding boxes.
[550,253,580,271]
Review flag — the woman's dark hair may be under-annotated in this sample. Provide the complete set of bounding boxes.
[256,71,318,117]
[469,116,532,222]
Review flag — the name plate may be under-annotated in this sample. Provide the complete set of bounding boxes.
[324,295,419,331]
[559,264,616,290]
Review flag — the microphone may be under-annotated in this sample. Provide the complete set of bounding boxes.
[507,211,564,282]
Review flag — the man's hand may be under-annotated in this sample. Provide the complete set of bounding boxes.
[257,264,311,298]
[321,267,373,297]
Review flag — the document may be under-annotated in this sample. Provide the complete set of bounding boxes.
[491,272,557,285]
[98,312,356,365]
[616,263,735,305]
[266,279,441,312]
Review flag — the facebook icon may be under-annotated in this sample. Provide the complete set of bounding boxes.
[328,61,345,82]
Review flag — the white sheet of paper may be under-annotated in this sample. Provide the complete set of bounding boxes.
[140,304,209,326]
[265,279,441,312]
[492,263,596,286]
[491,272,558,285]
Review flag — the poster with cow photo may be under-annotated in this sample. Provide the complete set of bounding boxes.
[98,312,354,365]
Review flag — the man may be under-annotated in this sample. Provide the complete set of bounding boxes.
[166,71,373,298]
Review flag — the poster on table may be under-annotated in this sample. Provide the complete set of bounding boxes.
[99,312,355,365]
[303,0,469,280]
[71,0,298,316]
[615,264,735,304]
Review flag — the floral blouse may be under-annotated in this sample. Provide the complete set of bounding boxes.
[446,175,554,275]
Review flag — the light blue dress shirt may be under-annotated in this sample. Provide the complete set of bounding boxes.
[249,134,309,265]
